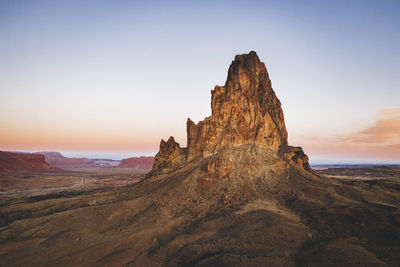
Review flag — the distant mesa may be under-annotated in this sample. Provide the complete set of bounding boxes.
[149,51,311,177]
[0,151,60,172]
[117,156,154,170]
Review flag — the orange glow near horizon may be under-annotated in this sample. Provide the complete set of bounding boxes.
[291,109,400,161]
[0,118,186,153]
[1,109,399,162]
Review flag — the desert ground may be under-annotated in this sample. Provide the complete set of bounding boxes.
[1,156,400,266]
[319,166,400,181]
[0,169,146,200]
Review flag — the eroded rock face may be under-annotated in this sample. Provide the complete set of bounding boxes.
[202,156,233,180]
[150,51,310,176]
[150,137,186,175]
[187,51,287,160]
[279,146,312,171]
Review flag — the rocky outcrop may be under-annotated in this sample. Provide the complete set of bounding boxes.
[187,51,287,160]
[0,151,60,172]
[150,51,310,176]
[279,146,312,171]
[117,156,154,169]
[149,137,187,175]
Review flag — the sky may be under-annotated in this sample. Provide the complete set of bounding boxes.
[0,0,399,163]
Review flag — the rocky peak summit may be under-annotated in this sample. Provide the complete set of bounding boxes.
[187,50,287,160]
[150,51,310,176]
[151,137,186,174]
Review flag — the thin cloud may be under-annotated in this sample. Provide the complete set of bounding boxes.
[297,109,400,161]
[342,109,400,144]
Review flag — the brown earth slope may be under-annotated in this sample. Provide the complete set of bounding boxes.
[0,52,399,266]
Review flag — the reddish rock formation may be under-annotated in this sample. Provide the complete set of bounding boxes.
[117,156,154,169]
[150,137,187,175]
[150,51,310,176]
[0,151,60,172]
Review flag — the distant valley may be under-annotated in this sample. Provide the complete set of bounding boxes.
[0,151,154,171]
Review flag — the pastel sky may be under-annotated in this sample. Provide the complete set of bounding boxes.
[0,0,399,162]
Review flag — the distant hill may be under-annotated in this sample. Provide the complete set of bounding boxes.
[45,157,97,169]
[1,151,145,170]
[312,164,400,170]
[91,159,121,168]
[116,156,154,169]
[34,151,64,158]
[29,152,120,169]
[0,151,60,172]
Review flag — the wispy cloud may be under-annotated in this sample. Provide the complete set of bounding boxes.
[342,109,400,144]
[297,109,400,161]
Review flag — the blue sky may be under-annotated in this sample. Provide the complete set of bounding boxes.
[0,0,399,162]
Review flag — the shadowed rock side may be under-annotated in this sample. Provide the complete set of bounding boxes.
[151,51,309,175]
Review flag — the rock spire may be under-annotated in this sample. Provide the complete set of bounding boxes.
[149,51,309,175]
[187,51,287,160]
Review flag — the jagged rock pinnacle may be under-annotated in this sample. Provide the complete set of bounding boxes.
[149,51,309,176]
[187,51,287,160]
[151,136,186,174]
